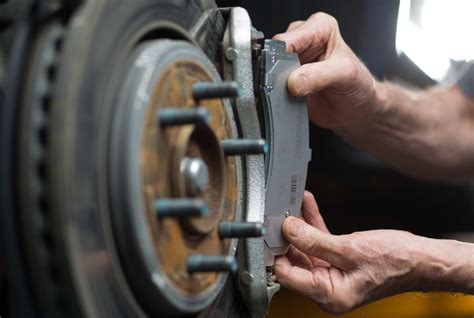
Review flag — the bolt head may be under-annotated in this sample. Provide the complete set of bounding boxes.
[181,157,210,195]
[225,47,238,61]
[240,271,254,285]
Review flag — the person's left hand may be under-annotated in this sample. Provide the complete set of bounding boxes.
[274,191,432,314]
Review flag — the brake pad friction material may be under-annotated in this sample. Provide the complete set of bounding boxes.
[260,40,312,264]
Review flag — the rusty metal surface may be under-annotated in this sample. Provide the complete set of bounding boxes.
[140,58,239,295]
[108,38,242,314]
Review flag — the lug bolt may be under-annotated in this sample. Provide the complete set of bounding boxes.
[181,157,209,196]
[218,221,267,239]
[192,81,241,101]
[221,139,268,156]
[187,255,239,273]
[155,198,208,218]
[159,108,211,127]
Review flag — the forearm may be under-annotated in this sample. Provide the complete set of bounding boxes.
[339,81,474,182]
[412,237,474,294]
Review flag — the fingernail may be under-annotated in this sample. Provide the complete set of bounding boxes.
[288,218,306,237]
[296,75,308,95]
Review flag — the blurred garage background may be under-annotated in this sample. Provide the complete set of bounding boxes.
[237,0,474,317]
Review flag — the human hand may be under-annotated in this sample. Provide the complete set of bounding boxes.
[273,13,378,138]
[274,191,428,314]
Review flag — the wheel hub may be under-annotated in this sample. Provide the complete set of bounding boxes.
[110,39,241,313]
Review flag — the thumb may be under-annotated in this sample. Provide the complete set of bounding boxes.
[282,216,347,267]
[288,57,346,96]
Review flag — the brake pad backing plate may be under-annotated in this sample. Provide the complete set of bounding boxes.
[260,40,312,265]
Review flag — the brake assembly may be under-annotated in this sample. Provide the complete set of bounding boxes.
[0,2,310,317]
[221,8,312,316]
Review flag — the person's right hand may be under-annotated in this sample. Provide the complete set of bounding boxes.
[273,13,379,139]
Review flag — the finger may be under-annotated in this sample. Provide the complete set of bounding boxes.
[287,245,331,268]
[294,214,331,267]
[296,46,326,65]
[286,245,314,269]
[274,256,332,300]
[274,12,338,55]
[302,191,330,233]
[286,20,305,32]
[287,56,349,96]
[282,216,347,267]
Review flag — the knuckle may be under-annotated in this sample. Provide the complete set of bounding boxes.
[337,235,361,264]
[310,12,327,21]
[325,14,339,28]
[289,20,303,28]
[307,233,322,253]
[273,33,284,40]
[306,231,326,255]
[308,12,320,20]
[310,12,339,28]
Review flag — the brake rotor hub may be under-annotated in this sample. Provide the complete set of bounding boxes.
[169,124,226,234]
[110,39,241,314]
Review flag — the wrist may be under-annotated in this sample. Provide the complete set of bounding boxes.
[411,237,474,293]
[339,81,438,178]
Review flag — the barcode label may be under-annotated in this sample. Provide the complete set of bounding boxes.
[290,174,297,205]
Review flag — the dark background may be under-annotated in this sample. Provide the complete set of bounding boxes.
[237,0,474,237]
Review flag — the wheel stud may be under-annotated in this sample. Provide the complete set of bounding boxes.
[155,198,208,218]
[218,221,266,239]
[221,139,267,156]
[192,81,241,101]
[187,255,239,273]
[159,108,211,127]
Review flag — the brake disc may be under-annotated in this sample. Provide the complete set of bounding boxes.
[109,39,242,314]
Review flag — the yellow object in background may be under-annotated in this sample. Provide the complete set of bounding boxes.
[268,289,474,318]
